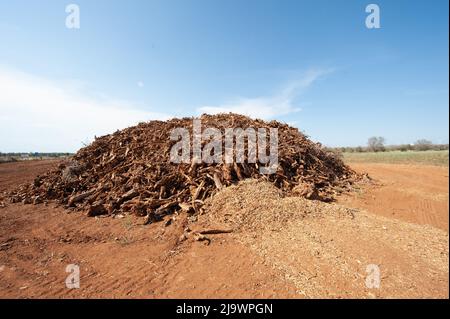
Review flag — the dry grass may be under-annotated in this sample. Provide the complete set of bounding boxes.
[343,150,449,166]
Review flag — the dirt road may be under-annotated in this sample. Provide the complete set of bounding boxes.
[0,160,448,298]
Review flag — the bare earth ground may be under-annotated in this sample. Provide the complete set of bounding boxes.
[0,160,448,298]
[339,163,449,231]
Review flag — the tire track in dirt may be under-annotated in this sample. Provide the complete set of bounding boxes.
[0,202,297,298]
[339,163,449,231]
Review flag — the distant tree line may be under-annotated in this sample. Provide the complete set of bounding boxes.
[0,152,73,163]
[326,137,449,154]
[0,152,73,157]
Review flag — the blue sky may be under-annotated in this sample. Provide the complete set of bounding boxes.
[0,0,448,152]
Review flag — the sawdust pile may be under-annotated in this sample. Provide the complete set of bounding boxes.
[8,113,359,222]
[201,179,356,232]
[200,180,449,298]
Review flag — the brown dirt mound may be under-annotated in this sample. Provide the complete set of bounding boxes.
[8,113,358,221]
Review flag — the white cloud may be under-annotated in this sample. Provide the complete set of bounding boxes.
[197,68,333,119]
[0,67,170,152]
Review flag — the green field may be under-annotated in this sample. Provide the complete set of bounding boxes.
[343,150,449,166]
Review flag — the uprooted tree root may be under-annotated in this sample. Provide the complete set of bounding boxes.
[8,113,360,223]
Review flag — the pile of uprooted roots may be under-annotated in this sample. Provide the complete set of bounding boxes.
[8,113,359,223]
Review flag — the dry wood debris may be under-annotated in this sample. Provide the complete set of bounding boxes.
[8,113,359,223]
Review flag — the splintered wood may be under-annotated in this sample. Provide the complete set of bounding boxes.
[8,113,359,223]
